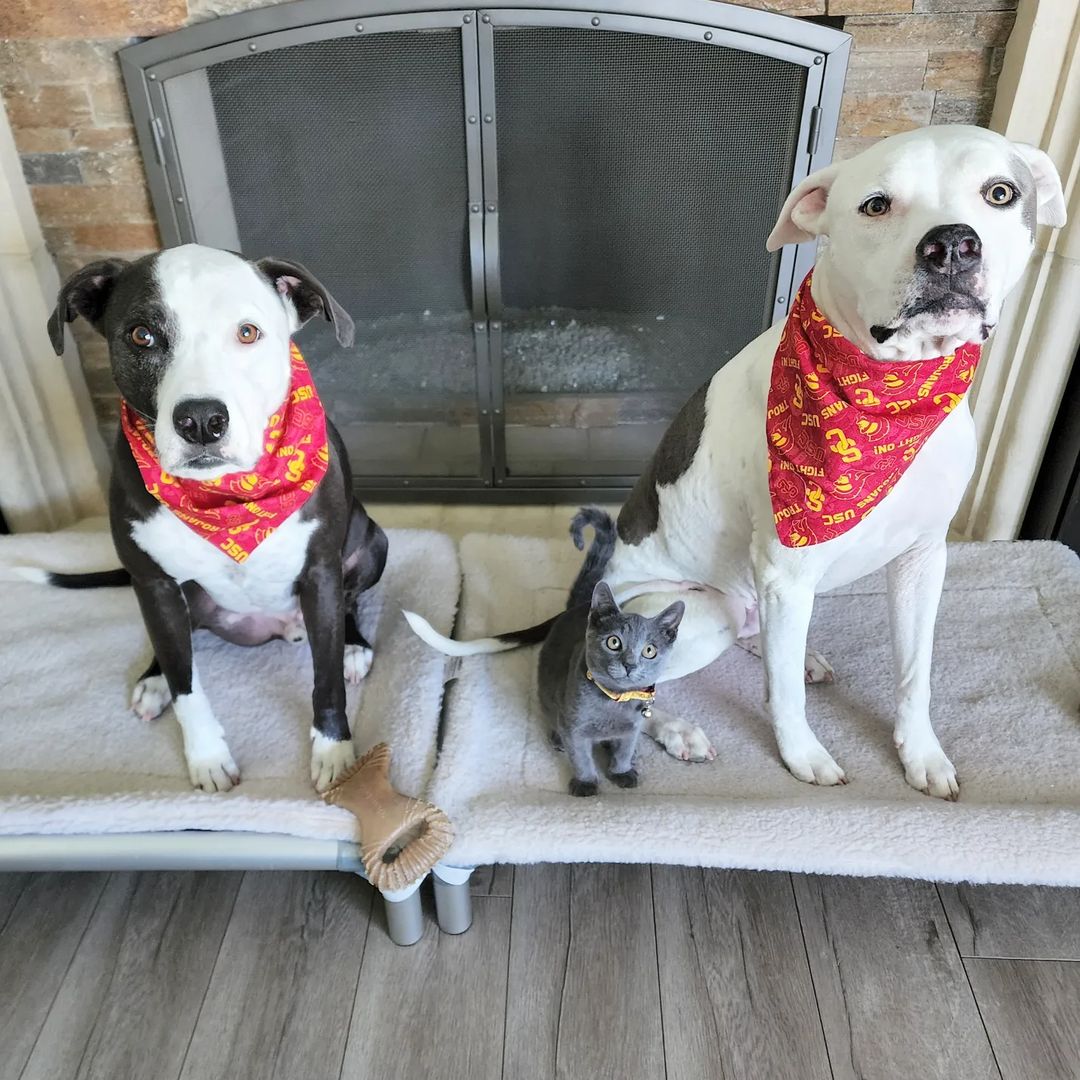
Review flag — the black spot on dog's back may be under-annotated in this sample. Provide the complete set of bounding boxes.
[617,380,709,545]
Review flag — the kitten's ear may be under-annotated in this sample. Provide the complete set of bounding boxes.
[654,600,685,637]
[590,581,618,615]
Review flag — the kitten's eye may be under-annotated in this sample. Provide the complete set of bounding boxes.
[237,322,261,344]
[859,194,891,218]
[984,181,1017,207]
[130,325,155,348]
[642,644,657,659]
[605,635,622,651]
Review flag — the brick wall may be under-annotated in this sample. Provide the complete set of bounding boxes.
[0,0,1016,435]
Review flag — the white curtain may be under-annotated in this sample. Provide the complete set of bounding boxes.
[0,103,107,533]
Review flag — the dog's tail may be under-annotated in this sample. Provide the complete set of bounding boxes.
[404,505,618,658]
[402,609,559,657]
[567,506,616,609]
[0,566,131,588]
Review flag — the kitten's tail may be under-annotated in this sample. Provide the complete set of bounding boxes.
[402,610,559,657]
[567,506,616,609]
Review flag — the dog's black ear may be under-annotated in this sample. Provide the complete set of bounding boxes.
[256,257,355,348]
[47,258,130,355]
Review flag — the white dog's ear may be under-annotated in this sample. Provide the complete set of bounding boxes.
[1013,143,1067,228]
[766,163,842,251]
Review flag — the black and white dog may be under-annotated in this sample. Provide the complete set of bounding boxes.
[45,244,386,793]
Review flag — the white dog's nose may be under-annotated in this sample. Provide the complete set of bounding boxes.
[916,224,982,274]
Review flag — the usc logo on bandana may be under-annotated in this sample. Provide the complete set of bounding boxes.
[121,343,330,564]
[766,272,981,547]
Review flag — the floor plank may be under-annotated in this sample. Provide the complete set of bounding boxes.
[20,871,241,1080]
[179,872,372,1080]
[470,864,514,897]
[940,883,1080,959]
[504,864,665,1080]
[0,872,29,933]
[966,958,1080,1080]
[0,872,108,1080]
[794,875,999,1080]
[341,894,511,1080]
[654,868,831,1080]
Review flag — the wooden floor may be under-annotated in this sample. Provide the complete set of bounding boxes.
[2,866,1079,1080]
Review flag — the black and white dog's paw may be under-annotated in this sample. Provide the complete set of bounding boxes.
[187,746,240,793]
[131,674,171,722]
[646,710,717,763]
[310,731,357,791]
[804,649,835,685]
[343,644,373,685]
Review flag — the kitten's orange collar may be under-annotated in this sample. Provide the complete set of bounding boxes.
[586,671,656,704]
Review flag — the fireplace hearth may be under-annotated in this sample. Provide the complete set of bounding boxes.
[121,0,849,498]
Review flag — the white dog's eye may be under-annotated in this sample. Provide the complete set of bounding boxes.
[605,634,622,651]
[985,182,1017,207]
[859,194,891,218]
[130,325,155,348]
[642,643,657,659]
[237,322,261,344]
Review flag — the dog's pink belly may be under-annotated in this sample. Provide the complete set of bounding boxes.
[186,585,299,645]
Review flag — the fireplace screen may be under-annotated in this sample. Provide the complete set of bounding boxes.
[121,2,849,498]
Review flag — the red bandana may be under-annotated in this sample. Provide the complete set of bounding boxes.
[766,272,980,548]
[121,343,329,564]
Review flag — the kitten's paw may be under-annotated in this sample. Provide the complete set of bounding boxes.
[549,730,564,752]
[568,778,599,797]
[609,768,639,789]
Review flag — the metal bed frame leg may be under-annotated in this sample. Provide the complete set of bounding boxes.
[378,877,425,946]
[432,864,474,935]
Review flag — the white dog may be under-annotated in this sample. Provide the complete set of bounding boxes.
[411,125,1066,800]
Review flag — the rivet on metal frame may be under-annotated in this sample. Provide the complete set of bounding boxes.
[468,115,477,123]
[487,204,496,212]
[704,31,713,40]
[814,55,823,64]
[591,16,600,25]
[355,22,363,32]
[175,195,185,204]
[481,13,491,22]
[494,408,502,416]
[491,321,501,330]
[248,42,257,51]
[777,296,786,304]
[470,203,481,212]
[148,73,157,80]
[463,13,472,23]
[483,114,493,123]
[476,322,486,331]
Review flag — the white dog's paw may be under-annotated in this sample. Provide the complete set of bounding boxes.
[131,674,171,722]
[187,745,240,793]
[650,716,717,762]
[804,649,835,685]
[896,735,959,801]
[780,735,846,786]
[310,732,357,792]
[343,644,374,685]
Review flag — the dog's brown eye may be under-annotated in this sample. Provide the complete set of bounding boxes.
[237,322,261,344]
[130,326,154,348]
[605,635,622,651]
[860,195,891,218]
[642,644,657,659]
[985,182,1017,207]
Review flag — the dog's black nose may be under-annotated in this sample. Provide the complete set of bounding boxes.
[916,224,982,274]
[173,398,229,445]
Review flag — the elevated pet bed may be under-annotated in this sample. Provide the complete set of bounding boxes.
[427,534,1080,928]
[0,524,459,945]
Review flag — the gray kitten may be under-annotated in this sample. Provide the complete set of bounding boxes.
[539,580,684,797]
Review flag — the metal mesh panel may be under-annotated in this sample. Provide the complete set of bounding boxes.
[206,31,479,478]
[493,26,807,476]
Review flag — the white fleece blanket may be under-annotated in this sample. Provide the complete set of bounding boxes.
[0,526,458,841]
[430,535,1080,885]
